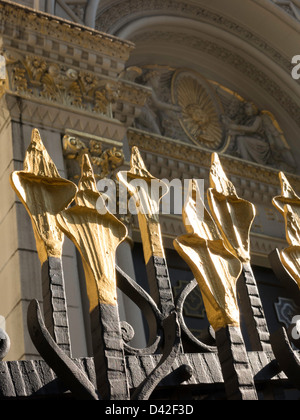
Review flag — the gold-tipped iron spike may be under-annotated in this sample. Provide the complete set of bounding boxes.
[56,154,128,308]
[273,172,300,217]
[273,172,300,246]
[117,147,169,265]
[207,153,271,352]
[117,147,177,318]
[56,154,130,399]
[10,129,77,264]
[174,179,242,332]
[175,181,257,400]
[207,153,256,263]
[273,172,300,288]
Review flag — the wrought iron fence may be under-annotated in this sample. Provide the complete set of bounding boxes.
[1,128,300,400]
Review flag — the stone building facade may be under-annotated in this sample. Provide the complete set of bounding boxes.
[0,0,300,367]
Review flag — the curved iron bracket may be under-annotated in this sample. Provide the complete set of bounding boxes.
[176,279,217,352]
[270,326,300,390]
[131,312,188,400]
[116,266,194,399]
[116,265,162,355]
[27,299,99,400]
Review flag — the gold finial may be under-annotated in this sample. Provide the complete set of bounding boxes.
[117,147,176,317]
[23,129,61,177]
[183,178,220,240]
[207,153,256,263]
[273,172,300,215]
[273,172,300,288]
[117,147,168,263]
[128,146,154,180]
[174,179,242,331]
[273,172,300,247]
[56,154,127,309]
[10,129,77,264]
[280,245,300,288]
[75,154,100,209]
[78,154,99,193]
[209,153,237,197]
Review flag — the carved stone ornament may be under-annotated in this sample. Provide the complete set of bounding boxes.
[6,53,118,117]
[127,129,300,194]
[62,134,124,182]
[134,66,296,172]
[94,0,293,75]
[271,0,300,21]
[171,69,226,151]
[1,49,150,128]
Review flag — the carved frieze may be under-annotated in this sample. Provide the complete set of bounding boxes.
[2,52,150,127]
[133,66,297,172]
[5,54,116,117]
[131,31,300,130]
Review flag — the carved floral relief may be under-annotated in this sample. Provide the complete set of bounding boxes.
[6,53,118,117]
[62,134,124,182]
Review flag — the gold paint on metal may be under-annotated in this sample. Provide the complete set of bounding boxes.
[10,128,77,264]
[56,154,127,309]
[273,172,300,288]
[273,172,300,217]
[174,179,242,331]
[117,147,168,264]
[207,153,256,263]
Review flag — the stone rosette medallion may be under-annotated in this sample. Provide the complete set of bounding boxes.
[171,69,226,151]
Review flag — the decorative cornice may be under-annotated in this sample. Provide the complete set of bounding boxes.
[4,94,127,141]
[0,0,134,68]
[127,128,300,194]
